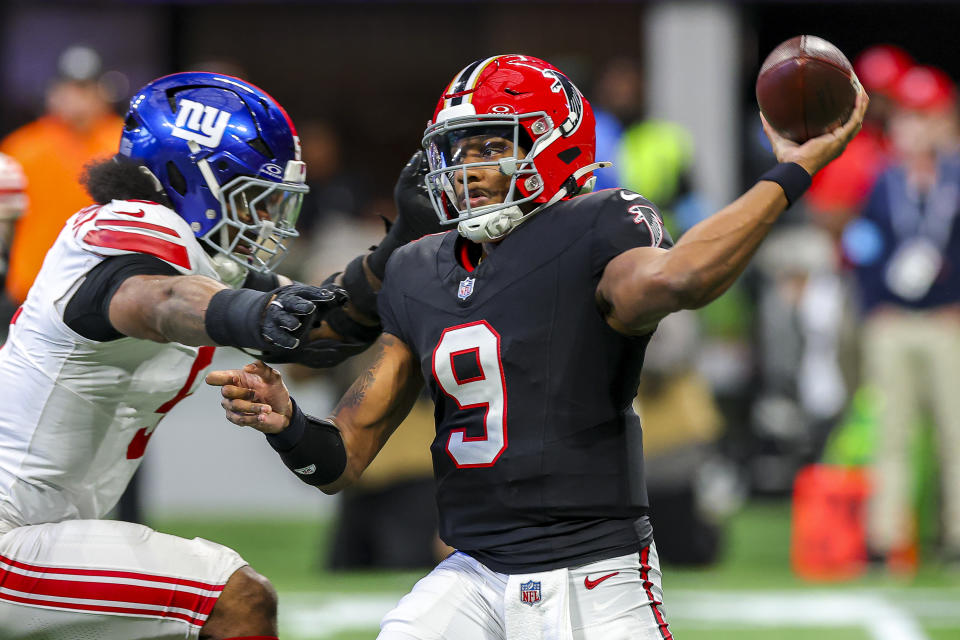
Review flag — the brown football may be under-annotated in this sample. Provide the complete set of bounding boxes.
[756,35,859,143]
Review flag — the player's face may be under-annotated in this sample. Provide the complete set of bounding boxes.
[449,134,523,208]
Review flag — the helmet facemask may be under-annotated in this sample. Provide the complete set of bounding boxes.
[423,110,557,243]
[203,171,307,275]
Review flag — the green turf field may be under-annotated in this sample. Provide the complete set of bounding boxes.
[153,501,960,639]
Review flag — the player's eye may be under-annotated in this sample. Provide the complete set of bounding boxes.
[482,140,510,158]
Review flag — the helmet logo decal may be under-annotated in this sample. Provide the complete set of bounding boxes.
[541,69,584,136]
[260,163,283,178]
[172,98,231,148]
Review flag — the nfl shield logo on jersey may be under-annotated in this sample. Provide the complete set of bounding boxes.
[458,276,476,300]
[520,580,541,606]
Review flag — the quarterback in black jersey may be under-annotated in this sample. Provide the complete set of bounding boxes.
[208,55,868,639]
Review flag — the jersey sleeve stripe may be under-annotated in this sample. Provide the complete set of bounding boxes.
[93,218,180,237]
[82,229,192,271]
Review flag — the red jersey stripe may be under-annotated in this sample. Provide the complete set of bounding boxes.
[93,218,179,237]
[156,346,216,414]
[0,553,225,592]
[82,229,191,271]
[72,205,102,232]
[0,569,219,621]
[0,590,208,627]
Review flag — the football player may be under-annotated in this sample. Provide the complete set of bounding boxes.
[209,55,868,639]
[0,71,438,639]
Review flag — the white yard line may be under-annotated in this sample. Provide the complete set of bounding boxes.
[280,589,958,639]
[666,591,928,640]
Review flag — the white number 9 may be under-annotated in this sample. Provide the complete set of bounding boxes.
[431,321,507,468]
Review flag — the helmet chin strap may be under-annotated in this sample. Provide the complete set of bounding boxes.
[457,161,613,243]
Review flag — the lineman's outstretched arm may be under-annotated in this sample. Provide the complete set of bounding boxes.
[205,332,423,494]
[597,89,869,336]
[102,266,345,349]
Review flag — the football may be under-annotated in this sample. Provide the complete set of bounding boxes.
[756,35,860,143]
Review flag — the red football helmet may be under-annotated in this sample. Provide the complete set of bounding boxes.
[422,54,606,242]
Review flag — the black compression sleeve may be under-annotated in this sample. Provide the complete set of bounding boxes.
[64,254,179,341]
[265,399,347,486]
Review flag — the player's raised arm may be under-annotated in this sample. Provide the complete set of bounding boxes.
[597,88,868,335]
[206,332,423,494]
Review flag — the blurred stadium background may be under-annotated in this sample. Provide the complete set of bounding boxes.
[3,1,960,638]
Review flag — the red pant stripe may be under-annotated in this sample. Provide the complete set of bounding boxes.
[639,545,673,640]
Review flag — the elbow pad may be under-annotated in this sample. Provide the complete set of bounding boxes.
[265,400,346,486]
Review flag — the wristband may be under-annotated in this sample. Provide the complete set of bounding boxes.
[265,397,307,451]
[757,162,812,207]
[205,288,270,349]
[266,398,346,486]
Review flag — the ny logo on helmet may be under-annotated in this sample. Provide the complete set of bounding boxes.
[171,98,231,148]
[541,69,584,136]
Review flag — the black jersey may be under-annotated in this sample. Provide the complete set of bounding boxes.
[378,189,672,573]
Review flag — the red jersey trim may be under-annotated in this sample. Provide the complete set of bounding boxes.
[82,229,191,271]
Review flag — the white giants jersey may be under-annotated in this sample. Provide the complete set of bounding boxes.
[0,200,223,531]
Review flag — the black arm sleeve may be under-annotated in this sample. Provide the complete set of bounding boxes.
[64,254,179,341]
[265,399,347,487]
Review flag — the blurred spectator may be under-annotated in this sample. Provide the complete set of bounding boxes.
[0,153,27,340]
[591,58,708,236]
[283,119,373,281]
[845,65,960,569]
[751,226,860,487]
[805,45,911,242]
[0,47,122,310]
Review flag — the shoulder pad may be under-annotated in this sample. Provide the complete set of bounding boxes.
[70,200,207,275]
[386,230,450,276]
[591,188,667,248]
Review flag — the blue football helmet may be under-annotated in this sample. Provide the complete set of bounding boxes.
[119,72,307,278]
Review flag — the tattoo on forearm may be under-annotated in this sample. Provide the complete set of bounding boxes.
[337,334,397,410]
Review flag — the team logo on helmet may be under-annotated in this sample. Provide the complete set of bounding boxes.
[541,69,584,136]
[171,98,231,148]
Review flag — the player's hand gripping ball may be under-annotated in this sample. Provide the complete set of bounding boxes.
[756,35,861,143]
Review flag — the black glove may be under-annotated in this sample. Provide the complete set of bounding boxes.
[394,150,446,240]
[262,284,349,349]
[259,336,371,368]
[368,151,447,279]
[205,283,348,351]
